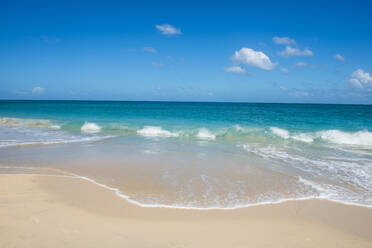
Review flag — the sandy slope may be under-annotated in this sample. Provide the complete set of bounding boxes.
[0,174,371,248]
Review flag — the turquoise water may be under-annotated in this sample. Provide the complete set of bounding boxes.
[0,100,371,208]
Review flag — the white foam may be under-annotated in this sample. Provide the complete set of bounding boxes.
[196,128,216,140]
[271,126,313,142]
[81,122,101,134]
[0,122,113,148]
[1,166,370,210]
[298,176,325,193]
[4,171,371,210]
[292,133,314,143]
[241,144,295,161]
[270,127,290,139]
[234,125,244,131]
[50,125,61,129]
[137,126,179,138]
[143,149,159,154]
[241,143,372,205]
[318,130,372,146]
[270,127,372,146]
[0,135,114,148]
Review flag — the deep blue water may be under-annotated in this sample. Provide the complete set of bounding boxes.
[0,100,371,132]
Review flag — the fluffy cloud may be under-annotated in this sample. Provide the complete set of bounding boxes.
[155,24,181,35]
[272,36,296,45]
[334,54,345,62]
[295,62,307,67]
[349,69,372,88]
[280,67,288,73]
[32,86,45,94]
[224,66,246,74]
[232,48,276,70]
[280,46,313,57]
[143,47,157,53]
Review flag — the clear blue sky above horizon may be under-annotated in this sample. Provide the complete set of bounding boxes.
[1,0,372,103]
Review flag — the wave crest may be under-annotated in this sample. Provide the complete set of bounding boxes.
[81,122,101,134]
[270,127,290,139]
[270,127,372,146]
[137,126,179,138]
[197,128,216,140]
[319,130,372,146]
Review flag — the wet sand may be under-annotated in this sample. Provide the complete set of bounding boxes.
[0,174,371,248]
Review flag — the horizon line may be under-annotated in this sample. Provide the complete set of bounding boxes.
[0,99,371,106]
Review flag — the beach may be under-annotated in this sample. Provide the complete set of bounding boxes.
[1,173,371,248]
[2,0,372,246]
[1,101,371,209]
[0,101,371,247]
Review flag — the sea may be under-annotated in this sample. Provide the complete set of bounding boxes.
[0,100,371,209]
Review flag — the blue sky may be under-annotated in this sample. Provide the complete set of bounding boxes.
[1,0,372,103]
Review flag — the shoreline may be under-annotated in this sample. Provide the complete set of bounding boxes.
[1,173,371,247]
[2,166,371,210]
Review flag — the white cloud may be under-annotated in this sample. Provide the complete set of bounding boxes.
[232,48,276,70]
[224,66,247,74]
[334,54,345,62]
[280,46,313,57]
[280,86,287,91]
[349,69,372,88]
[295,62,307,67]
[155,24,181,35]
[32,86,45,94]
[280,67,288,73]
[143,47,157,53]
[272,36,296,45]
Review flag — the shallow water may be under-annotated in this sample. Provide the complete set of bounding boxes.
[0,100,371,208]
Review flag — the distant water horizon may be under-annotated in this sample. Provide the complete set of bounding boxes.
[1,99,372,105]
[0,100,371,208]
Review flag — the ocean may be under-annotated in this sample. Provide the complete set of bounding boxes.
[0,100,371,208]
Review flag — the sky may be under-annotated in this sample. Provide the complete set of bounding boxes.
[1,0,372,104]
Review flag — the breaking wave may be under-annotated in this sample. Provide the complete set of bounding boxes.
[270,127,290,139]
[0,118,113,148]
[81,122,101,134]
[319,130,372,146]
[137,126,179,137]
[270,127,372,146]
[1,116,372,146]
[197,128,216,140]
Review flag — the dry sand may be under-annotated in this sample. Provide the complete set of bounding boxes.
[0,174,371,248]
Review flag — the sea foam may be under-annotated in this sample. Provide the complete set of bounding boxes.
[319,130,372,146]
[0,123,113,148]
[50,125,61,129]
[137,126,179,137]
[270,126,372,146]
[291,133,314,143]
[196,128,216,140]
[0,136,112,148]
[81,122,101,133]
[270,127,290,139]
